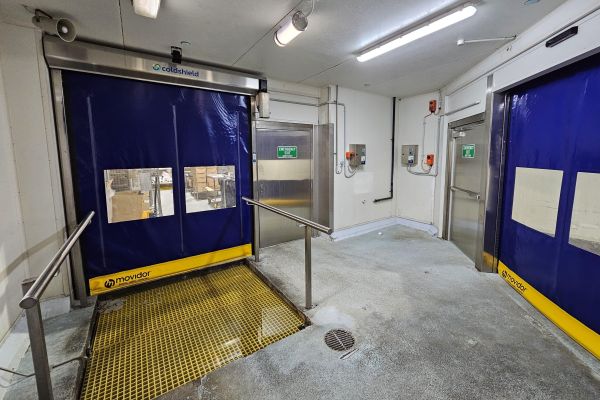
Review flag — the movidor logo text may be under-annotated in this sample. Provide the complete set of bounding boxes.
[151,63,199,77]
[502,269,526,292]
[104,271,150,289]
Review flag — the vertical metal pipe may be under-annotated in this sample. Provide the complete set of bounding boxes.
[21,280,54,400]
[254,206,260,262]
[304,225,312,309]
[75,260,88,308]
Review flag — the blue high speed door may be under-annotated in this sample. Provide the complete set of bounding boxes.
[62,71,253,295]
[498,53,600,357]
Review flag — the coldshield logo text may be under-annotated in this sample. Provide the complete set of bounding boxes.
[104,271,150,289]
[502,269,526,293]
[151,63,199,77]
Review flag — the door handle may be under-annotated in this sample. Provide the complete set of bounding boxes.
[450,186,481,200]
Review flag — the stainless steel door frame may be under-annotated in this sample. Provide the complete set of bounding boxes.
[444,76,499,272]
[44,36,260,95]
[313,124,334,229]
[482,90,510,273]
[49,68,88,306]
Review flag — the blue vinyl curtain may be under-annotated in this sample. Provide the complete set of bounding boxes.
[62,71,253,284]
[500,53,600,333]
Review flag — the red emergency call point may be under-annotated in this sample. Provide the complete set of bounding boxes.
[426,154,435,166]
[429,100,437,114]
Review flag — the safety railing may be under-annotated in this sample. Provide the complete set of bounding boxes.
[242,197,331,310]
[19,211,95,400]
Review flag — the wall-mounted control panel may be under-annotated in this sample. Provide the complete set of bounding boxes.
[401,145,419,166]
[347,144,366,168]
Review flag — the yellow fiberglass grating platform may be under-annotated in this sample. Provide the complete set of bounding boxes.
[81,264,305,400]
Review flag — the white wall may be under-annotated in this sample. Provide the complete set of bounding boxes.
[395,93,439,225]
[0,22,69,328]
[0,53,30,340]
[266,79,320,124]
[328,87,395,230]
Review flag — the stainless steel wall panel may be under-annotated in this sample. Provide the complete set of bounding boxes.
[256,121,313,247]
[313,124,334,228]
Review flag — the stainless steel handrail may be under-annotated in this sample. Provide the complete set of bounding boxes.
[242,197,331,310]
[242,197,332,234]
[19,211,94,400]
[20,211,95,309]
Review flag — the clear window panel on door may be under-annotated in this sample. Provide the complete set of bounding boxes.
[184,166,236,213]
[569,172,600,256]
[104,168,174,223]
[511,167,563,237]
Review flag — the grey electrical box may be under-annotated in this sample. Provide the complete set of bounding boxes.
[256,92,270,118]
[401,145,419,166]
[348,144,366,168]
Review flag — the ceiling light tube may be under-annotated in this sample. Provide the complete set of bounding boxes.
[274,11,308,47]
[133,0,161,19]
[357,4,477,62]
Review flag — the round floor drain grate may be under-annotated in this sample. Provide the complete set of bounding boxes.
[324,329,355,351]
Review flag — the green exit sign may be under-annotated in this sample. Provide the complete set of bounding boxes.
[277,146,297,159]
[462,144,476,159]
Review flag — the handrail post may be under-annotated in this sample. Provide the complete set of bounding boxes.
[253,205,260,262]
[21,279,54,400]
[242,197,329,310]
[72,244,88,307]
[304,225,312,310]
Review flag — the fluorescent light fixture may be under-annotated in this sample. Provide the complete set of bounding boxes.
[357,4,477,62]
[133,0,161,19]
[274,11,308,47]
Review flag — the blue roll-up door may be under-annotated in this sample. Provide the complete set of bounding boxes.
[499,53,600,355]
[62,71,253,294]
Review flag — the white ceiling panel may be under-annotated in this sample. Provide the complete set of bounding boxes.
[0,0,124,46]
[236,0,567,96]
[233,0,458,79]
[119,0,298,66]
[0,0,567,96]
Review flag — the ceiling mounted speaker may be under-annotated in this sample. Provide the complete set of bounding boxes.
[32,15,76,42]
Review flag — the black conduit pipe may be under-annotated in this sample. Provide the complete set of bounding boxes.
[374,96,396,203]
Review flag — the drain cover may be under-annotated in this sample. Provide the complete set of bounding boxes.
[324,329,355,351]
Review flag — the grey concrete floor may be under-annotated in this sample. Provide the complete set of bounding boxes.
[162,225,600,400]
[3,304,94,400]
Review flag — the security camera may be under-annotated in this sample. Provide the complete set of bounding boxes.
[31,11,76,42]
